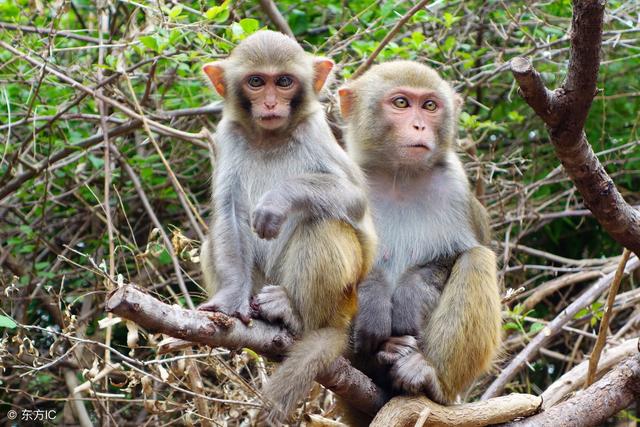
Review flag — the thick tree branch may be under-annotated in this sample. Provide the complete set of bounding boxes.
[370,394,542,427]
[106,285,541,423]
[508,355,640,427]
[105,285,387,416]
[542,338,639,408]
[510,0,640,256]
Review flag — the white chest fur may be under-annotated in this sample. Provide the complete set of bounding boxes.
[368,153,477,285]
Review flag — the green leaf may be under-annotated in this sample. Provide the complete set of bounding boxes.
[503,321,520,331]
[168,4,183,19]
[0,315,17,329]
[529,322,544,334]
[239,18,260,35]
[205,0,230,22]
[139,36,159,53]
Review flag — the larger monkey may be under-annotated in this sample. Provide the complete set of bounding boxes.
[338,61,501,417]
[199,31,376,424]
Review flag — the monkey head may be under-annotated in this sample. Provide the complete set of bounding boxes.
[339,61,461,173]
[202,30,334,133]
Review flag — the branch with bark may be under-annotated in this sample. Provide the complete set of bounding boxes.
[510,0,640,256]
[106,285,542,424]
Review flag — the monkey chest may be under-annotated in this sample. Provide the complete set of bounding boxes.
[371,195,476,284]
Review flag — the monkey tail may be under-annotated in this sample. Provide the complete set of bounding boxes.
[261,327,347,424]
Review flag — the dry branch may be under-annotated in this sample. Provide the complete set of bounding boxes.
[508,354,640,427]
[483,256,640,398]
[106,285,541,424]
[259,0,295,38]
[105,284,386,416]
[510,0,640,256]
[370,394,542,427]
[542,338,639,408]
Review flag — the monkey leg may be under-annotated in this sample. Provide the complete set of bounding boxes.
[199,235,218,297]
[261,219,365,424]
[421,246,501,403]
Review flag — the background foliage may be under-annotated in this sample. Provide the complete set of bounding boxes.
[0,0,638,424]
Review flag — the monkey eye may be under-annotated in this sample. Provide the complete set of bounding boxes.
[247,76,265,88]
[275,75,294,88]
[392,97,410,108]
[423,100,438,111]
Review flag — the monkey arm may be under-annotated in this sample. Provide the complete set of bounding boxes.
[419,246,502,403]
[391,258,455,337]
[260,173,368,225]
[200,183,254,322]
[352,268,393,355]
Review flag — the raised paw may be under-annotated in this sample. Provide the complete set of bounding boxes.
[252,285,302,336]
[252,192,289,240]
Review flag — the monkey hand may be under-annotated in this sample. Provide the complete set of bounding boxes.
[377,335,446,402]
[252,191,291,240]
[251,285,302,337]
[198,287,252,325]
[352,299,392,355]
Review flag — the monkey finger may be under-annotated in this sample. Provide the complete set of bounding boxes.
[376,350,402,365]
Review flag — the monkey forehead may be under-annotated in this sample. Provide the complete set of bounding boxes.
[354,61,453,94]
[229,30,311,73]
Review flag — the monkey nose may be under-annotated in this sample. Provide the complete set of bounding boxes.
[413,124,426,131]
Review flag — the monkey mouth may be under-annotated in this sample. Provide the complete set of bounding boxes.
[259,114,284,121]
[402,144,430,150]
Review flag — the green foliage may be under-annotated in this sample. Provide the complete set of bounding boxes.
[0,0,638,423]
[0,315,17,329]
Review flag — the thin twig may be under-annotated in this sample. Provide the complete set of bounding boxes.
[351,0,431,79]
[586,248,632,386]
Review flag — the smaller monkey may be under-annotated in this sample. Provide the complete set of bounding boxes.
[199,30,376,425]
[338,61,501,418]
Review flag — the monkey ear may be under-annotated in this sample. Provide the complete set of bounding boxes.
[337,87,354,119]
[313,58,334,93]
[202,62,226,97]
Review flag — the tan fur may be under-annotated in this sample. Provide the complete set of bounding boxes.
[199,31,377,424]
[338,61,502,418]
[422,246,501,402]
[263,220,362,422]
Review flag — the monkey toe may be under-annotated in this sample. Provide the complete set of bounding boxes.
[197,301,219,313]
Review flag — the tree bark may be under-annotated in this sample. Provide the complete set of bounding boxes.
[507,355,640,427]
[106,285,541,424]
[510,0,640,256]
[370,394,542,427]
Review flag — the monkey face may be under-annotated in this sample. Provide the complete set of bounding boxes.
[381,87,444,164]
[240,73,300,130]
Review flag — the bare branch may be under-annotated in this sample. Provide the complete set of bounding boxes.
[351,0,431,79]
[508,355,640,427]
[483,256,640,399]
[105,284,387,416]
[542,338,639,408]
[586,249,632,386]
[259,0,295,38]
[510,0,640,256]
[370,394,542,427]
